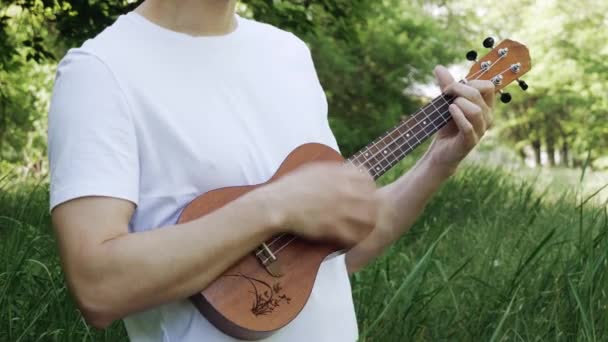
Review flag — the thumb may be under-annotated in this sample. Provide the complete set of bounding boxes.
[434,65,454,92]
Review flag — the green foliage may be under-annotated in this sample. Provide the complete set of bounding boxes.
[1,166,607,341]
[2,0,608,175]
[0,1,61,177]
[353,165,608,341]
[0,177,127,341]
[309,0,464,156]
[456,0,608,168]
[0,0,473,173]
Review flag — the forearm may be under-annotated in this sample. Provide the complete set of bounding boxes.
[345,152,453,273]
[69,190,278,327]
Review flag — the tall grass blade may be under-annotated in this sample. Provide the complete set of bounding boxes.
[358,227,452,341]
[568,277,595,342]
[488,288,519,342]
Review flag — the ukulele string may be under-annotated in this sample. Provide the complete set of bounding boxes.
[254,234,288,256]
[352,62,512,178]
[259,61,514,264]
[347,94,453,178]
[346,55,506,175]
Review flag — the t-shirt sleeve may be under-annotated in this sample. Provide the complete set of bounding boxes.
[48,50,139,211]
[293,35,341,154]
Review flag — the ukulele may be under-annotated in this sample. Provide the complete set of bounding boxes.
[178,38,531,340]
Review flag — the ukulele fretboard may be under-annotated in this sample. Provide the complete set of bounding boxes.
[348,94,454,179]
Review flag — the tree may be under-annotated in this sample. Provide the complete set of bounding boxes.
[451,0,608,168]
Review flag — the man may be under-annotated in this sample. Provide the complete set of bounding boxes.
[48,0,494,341]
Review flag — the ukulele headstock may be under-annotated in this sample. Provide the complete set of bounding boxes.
[465,38,532,103]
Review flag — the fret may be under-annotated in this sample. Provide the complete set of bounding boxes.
[348,153,361,166]
[367,144,382,168]
[417,107,433,131]
[380,125,408,170]
[386,150,399,166]
[378,155,390,170]
[393,134,409,154]
[373,135,395,170]
[386,126,402,141]
[425,109,441,130]
[406,117,424,143]
[351,155,370,172]
[436,95,453,120]
[399,125,412,148]
[372,164,383,174]
[348,152,362,166]
[373,133,389,150]
[351,150,372,174]
[426,107,442,132]
[400,118,417,141]
[365,144,380,174]
[351,93,457,180]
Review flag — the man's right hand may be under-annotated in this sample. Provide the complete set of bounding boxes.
[258,163,380,247]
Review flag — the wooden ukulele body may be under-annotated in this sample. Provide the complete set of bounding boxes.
[177,143,344,340]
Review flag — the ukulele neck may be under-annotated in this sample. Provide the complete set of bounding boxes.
[347,93,454,179]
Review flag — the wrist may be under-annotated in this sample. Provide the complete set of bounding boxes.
[248,184,289,235]
[421,150,459,180]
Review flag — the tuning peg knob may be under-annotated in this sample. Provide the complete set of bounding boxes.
[466,50,478,61]
[483,37,495,48]
[517,79,529,91]
[500,92,512,103]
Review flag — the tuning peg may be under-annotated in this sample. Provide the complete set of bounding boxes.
[466,50,478,61]
[500,91,512,103]
[517,79,529,91]
[483,37,495,49]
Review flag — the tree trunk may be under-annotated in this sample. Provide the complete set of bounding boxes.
[546,136,556,167]
[560,141,569,167]
[532,139,542,167]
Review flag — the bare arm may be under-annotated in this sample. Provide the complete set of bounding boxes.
[53,190,280,328]
[53,163,378,329]
[345,152,452,273]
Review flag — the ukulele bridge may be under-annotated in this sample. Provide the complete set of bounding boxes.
[256,243,284,277]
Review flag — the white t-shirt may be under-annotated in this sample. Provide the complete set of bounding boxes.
[48,11,358,342]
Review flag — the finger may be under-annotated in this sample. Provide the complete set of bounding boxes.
[466,80,495,108]
[342,175,376,200]
[348,199,379,227]
[453,97,486,137]
[434,65,455,92]
[449,104,478,148]
[448,83,488,111]
[448,83,493,130]
[352,179,377,197]
[467,80,495,129]
[346,166,375,185]
[344,162,369,175]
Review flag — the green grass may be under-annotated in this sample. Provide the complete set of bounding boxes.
[1,166,607,341]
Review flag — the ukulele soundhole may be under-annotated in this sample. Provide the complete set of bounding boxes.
[224,273,292,316]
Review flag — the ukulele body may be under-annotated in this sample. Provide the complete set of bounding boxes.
[177,143,344,340]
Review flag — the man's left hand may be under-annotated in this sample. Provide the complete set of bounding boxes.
[426,65,495,174]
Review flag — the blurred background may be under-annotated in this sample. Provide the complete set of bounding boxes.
[0,0,606,341]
